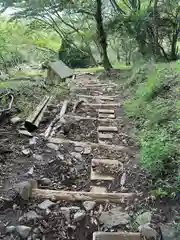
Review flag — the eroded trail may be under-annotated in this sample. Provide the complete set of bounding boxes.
[0,73,143,239]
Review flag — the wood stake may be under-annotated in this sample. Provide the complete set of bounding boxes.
[32,189,135,203]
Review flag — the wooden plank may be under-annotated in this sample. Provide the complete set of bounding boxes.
[91,167,114,180]
[90,186,107,193]
[98,114,115,119]
[92,159,119,165]
[32,189,135,203]
[98,126,118,132]
[98,109,115,114]
[83,103,120,107]
[76,94,117,99]
[98,133,113,140]
[48,138,131,153]
[93,232,141,240]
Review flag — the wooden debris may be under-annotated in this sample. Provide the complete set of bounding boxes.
[48,137,131,153]
[32,189,135,203]
[98,126,118,132]
[72,100,84,113]
[44,100,69,138]
[25,96,51,132]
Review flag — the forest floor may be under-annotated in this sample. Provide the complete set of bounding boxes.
[0,68,179,240]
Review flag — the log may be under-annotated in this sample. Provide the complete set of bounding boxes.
[25,96,51,132]
[32,189,135,203]
[44,100,69,138]
[48,137,132,153]
[98,109,115,114]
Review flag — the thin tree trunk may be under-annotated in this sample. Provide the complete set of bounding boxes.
[95,0,112,70]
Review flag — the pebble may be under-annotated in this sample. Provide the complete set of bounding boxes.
[74,147,83,152]
[6,226,16,233]
[38,200,55,210]
[71,152,82,161]
[46,143,59,151]
[83,146,92,154]
[22,148,31,156]
[73,210,86,222]
[83,201,96,211]
[11,116,21,124]
[39,178,52,186]
[16,225,32,238]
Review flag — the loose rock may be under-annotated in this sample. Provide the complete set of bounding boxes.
[73,210,86,222]
[74,147,83,152]
[14,181,34,200]
[138,223,157,239]
[99,207,130,228]
[71,152,82,161]
[24,210,41,221]
[57,153,64,160]
[16,225,31,238]
[136,211,152,226]
[29,137,38,145]
[11,116,21,124]
[6,226,16,233]
[39,178,52,186]
[46,143,59,151]
[83,146,91,154]
[22,149,31,156]
[83,201,96,211]
[38,200,55,210]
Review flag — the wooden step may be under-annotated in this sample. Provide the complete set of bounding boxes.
[76,94,117,99]
[98,109,115,114]
[90,186,107,193]
[83,103,120,107]
[98,133,113,140]
[64,115,118,122]
[98,126,118,132]
[32,189,135,203]
[93,232,141,240]
[91,167,114,180]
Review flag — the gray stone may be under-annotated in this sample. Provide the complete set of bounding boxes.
[46,143,59,151]
[6,226,16,233]
[38,200,55,210]
[29,137,38,145]
[73,210,86,222]
[33,154,43,161]
[99,208,130,228]
[83,201,96,211]
[161,223,180,240]
[27,167,34,176]
[136,211,152,226]
[83,146,92,154]
[57,153,64,160]
[16,225,31,238]
[11,116,21,124]
[18,130,32,137]
[14,181,33,200]
[39,178,52,186]
[74,147,83,152]
[138,223,157,239]
[22,148,31,156]
[61,206,80,212]
[24,211,41,221]
[71,152,82,161]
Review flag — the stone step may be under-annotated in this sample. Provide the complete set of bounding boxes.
[98,109,115,114]
[90,186,107,193]
[93,232,141,240]
[98,126,118,132]
[98,133,113,140]
[98,113,115,119]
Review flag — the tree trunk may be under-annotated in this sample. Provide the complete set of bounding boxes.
[170,29,178,60]
[95,0,112,70]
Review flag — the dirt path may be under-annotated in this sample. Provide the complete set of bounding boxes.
[0,73,169,239]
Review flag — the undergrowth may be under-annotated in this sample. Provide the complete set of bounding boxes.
[124,60,180,197]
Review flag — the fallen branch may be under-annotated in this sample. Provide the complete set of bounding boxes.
[0,93,14,113]
[44,100,69,138]
[32,189,135,203]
